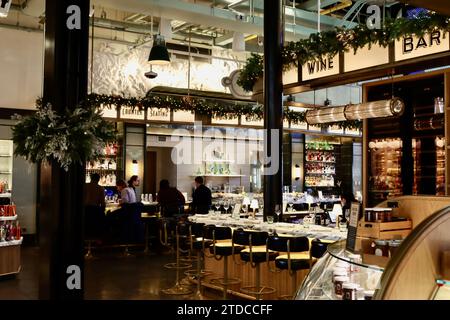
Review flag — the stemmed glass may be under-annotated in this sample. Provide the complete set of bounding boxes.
[223,200,230,214]
[288,202,294,212]
[275,204,281,223]
[215,201,221,213]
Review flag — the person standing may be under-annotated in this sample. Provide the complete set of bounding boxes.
[157,179,185,217]
[192,176,212,214]
[84,173,106,238]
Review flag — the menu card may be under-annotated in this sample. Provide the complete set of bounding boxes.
[346,202,360,252]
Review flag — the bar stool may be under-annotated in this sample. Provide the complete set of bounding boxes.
[160,220,193,295]
[309,239,329,268]
[233,229,278,300]
[206,225,244,299]
[183,223,213,299]
[266,235,310,299]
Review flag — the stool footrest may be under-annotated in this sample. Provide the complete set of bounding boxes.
[161,283,193,296]
[164,262,192,270]
[210,277,241,286]
[240,285,276,296]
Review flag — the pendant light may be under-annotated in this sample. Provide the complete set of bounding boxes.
[148,34,170,65]
[305,98,405,125]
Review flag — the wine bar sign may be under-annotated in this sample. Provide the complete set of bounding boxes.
[299,30,450,83]
[395,30,450,61]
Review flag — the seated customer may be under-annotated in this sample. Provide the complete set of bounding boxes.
[192,176,211,214]
[84,173,106,239]
[116,179,137,205]
[114,179,143,243]
[157,179,185,217]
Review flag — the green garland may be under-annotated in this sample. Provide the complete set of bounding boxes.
[239,12,450,91]
[12,99,117,170]
[87,93,362,130]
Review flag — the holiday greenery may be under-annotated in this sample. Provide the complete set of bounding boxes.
[12,100,117,171]
[87,93,362,130]
[238,12,450,91]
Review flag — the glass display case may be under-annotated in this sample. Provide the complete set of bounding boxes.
[296,240,383,300]
[368,138,403,207]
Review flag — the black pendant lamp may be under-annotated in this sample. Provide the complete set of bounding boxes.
[148,34,170,65]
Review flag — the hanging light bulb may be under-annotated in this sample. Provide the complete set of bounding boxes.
[148,34,170,65]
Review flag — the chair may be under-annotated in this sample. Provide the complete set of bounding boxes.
[160,221,192,295]
[309,239,329,268]
[233,229,278,300]
[206,225,244,299]
[266,235,310,299]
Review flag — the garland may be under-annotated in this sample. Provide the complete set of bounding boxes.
[238,12,450,92]
[12,100,117,170]
[87,93,362,130]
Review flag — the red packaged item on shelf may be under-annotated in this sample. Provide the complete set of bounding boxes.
[10,204,16,217]
[0,205,4,217]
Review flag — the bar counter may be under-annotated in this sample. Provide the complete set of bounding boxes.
[189,215,346,299]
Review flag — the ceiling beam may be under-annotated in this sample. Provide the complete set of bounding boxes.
[298,0,342,11]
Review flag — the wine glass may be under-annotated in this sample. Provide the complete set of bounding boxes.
[215,201,221,212]
[275,204,281,222]
[141,194,145,202]
[223,200,229,214]
[288,202,294,212]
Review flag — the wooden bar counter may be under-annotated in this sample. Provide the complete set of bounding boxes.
[189,215,346,299]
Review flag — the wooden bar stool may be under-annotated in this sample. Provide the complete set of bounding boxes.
[233,229,278,300]
[206,225,244,299]
[266,235,310,299]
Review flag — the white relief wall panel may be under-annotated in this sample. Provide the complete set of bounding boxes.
[89,41,246,98]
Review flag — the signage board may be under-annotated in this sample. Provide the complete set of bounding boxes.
[147,108,170,122]
[344,44,389,72]
[120,106,145,120]
[173,110,195,122]
[395,30,450,62]
[302,55,339,81]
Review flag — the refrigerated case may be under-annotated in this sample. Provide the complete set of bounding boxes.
[295,240,383,300]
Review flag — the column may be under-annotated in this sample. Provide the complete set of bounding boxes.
[263,0,284,221]
[39,0,90,299]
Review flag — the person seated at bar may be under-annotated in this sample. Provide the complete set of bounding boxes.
[113,179,143,244]
[191,176,212,215]
[117,179,137,205]
[84,173,106,239]
[127,175,140,199]
[157,179,185,218]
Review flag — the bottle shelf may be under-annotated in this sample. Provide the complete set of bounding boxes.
[305,160,336,164]
[0,237,23,247]
[190,174,244,178]
[0,215,17,221]
[305,172,336,175]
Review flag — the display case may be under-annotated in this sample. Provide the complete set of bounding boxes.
[296,240,383,300]
[0,140,13,194]
[0,204,22,277]
[368,138,403,205]
[304,141,336,188]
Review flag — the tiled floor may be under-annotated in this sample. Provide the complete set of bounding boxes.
[0,246,220,300]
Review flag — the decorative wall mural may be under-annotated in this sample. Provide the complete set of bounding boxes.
[88,43,245,97]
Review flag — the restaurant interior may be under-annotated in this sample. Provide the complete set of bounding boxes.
[0,0,449,301]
